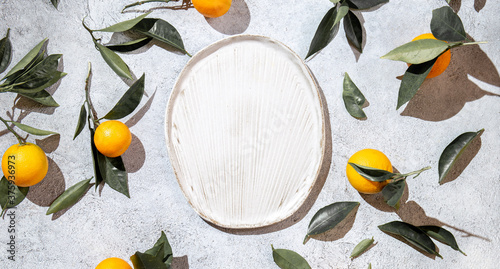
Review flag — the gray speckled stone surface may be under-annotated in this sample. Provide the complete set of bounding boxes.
[1,0,499,268]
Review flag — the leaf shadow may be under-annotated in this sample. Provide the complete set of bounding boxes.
[206,0,250,35]
[121,133,146,173]
[35,134,60,153]
[449,0,486,12]
[400,37,500,121]
[26,157,65,207]
[440,131,482,185]
[206,67,332,235]
[171,255,189,269]
[51,183,95,221]
[308,204,359,243]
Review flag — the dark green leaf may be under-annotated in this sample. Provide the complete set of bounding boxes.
[51,0,59,9]
[334,1,350,26]
[103,73,145,120]
[344,10,363,52]
[0,176,29,210]
[306,6,340,59]
[350,237,374,258]
[0,29,12,74]
[46,178,91,215]
[431,6,466,42]
[419,225,466,255]
[96,12,151,32]
[3,50,46,85]
[95,42,133,80]
[11,54,63,93]
[304,201,359,244]
[396,58,437,109]
[346,0,389,10]
[272,245,311,269]
[5,38,47,78]
[98,153,129,198]
[131,252,167,269]
[73,103,87,140]
[90,128,104,189]
[348,163,396,182]
[342,72,366,119]
[438,129,483,184]
[10,121,58,136]
[145,231,173,267]
[106,37,152,52]
[378,221,442,258]
[11,71,66,98]
[132,18,189,55]
[381,39,450,64]
[382,179,405,209]
[19,89,59,107]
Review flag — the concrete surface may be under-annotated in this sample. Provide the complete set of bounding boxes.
[1,0,499,268]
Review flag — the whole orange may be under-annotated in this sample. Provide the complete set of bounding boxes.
[94,120,132,158]
[410,33,451,78]
[95,257,132,269]
[192,0,232,18]
[1,142,48,187]
[346,149,393,194]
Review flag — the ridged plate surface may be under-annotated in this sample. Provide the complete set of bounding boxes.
[165,35,325,228]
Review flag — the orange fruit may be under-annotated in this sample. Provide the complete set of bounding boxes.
[94,120,132,158]
[95,257,132,269]
[409,33,451,78]
[346,149,393,194]
[1,142,48,187]
[192,0,232,18]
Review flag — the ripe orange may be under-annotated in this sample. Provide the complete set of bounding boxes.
[1,142,48,187]
[346,149,393,194]
[94,120,132,158]
[192,0,232,18]
[95,257,132,269]
[410,33,451,78]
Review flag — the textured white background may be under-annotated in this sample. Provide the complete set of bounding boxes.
[0,0,499,268]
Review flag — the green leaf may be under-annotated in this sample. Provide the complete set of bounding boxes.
[330,0,341,3]
[46,178,92,215]
[10,54,63,93]
[98,153,129,198]
[19,89,59,107]
[396,58,437,109]
[342,72,366,119]
[0,176,29,210]
[368,263,372,269]
[95,12,152,32]
[334,1,350,26]
[348,163,396,182]
[132,18,189,55]
[431,6,466,42]
[381,39,450,64]
[103,73,145,120]
[381,179,405,209]
[419,225,466,255]
[3,50,46,85]
[346,0,389,10]
[438,129,483,184]
[90,128,104,189]
[0,29,12,74]
[131,252,167,269]
[106,37,152,52]
[73,103,87,140]
[304,201,359,244]
[5,38,47,78]
[95,42,133,80]
[272,245,311,269]
[145,231,173,267]
[378,221,442,258]
[306,6,340,59]
[343,10,363,52]
[51,0,59,9]
[10,121,58,136]
[350,237,374,258]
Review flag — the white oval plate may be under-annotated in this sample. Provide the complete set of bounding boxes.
[165,35,325,228]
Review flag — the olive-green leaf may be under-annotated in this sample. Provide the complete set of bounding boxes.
[19,89,59,107]
[131,251,167,269]
[348,163,396,182]
[330,0,341,3]
[0,176,29,210]
[343,10,363,53]
[98,153,129,198]
[11,54,63,93]
[90,129,104,189]
[381,39,450,64]
[396,58,437,109]
[381,179,405,209]
[0,29,12,74]
[350,237,374,258]
[368,263,372,269]
[95,12,152,32]
[12,71,66,97]
[5,38,47,78]
[10,121,58,136]
[431,6,466,42]
[378,221,442,258]
[132,18,188,55]
[419,225,466,255]
[50,0,59,8]
[103,73,145,120]
[346,0,389,10]
[95,42,133,80]
[145,231,173,267]
[272,245,311,269]
[304,201,359,244]
[334,1,350,26]
[46,178,91,215]
[106,37,152,52]
[73,103,87,140]
[306,6,340,59]
[438,129,483,184]
[342,72,366,119]
[3,50,46,85]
